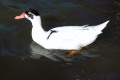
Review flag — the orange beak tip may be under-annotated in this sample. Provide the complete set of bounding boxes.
[15,16,19,19]
[14,13,26,20]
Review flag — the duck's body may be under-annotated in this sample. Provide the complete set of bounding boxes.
[15,9,109,56]
[31,16,109,50]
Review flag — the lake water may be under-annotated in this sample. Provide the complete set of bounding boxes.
[0,0,120,80]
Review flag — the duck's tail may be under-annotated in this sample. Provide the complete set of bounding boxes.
[94,20,109,32]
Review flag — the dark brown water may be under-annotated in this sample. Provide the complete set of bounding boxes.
[0,0,120,80]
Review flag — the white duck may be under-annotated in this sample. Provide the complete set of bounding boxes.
[15,9,109,56]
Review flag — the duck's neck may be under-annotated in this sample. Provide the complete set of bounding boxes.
[31,16,47,42]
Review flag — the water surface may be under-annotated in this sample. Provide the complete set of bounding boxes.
[0,0,120,80]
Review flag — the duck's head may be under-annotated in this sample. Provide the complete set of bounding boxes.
[15,8,40,21]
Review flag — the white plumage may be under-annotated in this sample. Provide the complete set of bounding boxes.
[30,15,109,50]
[15,9,109,51]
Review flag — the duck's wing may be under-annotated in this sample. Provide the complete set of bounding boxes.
[46,26,88,39]
[46,26,90,40]
[50,25,89,32]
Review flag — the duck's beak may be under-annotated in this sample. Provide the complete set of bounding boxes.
[15,13,26,19]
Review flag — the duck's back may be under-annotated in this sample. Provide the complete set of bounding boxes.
[44,21,109,50]
[45,27,99,50]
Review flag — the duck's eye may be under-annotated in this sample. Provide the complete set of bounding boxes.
[28,12,33,19]
[28,12,32,15]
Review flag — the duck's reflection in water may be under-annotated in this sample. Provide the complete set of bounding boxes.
[30,41,100,62]
[30,41,72,61]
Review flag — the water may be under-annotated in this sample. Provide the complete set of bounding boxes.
[0,0,120,80]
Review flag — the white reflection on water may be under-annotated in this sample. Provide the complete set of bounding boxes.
[30,41,72,61]
[30,41,101,62]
